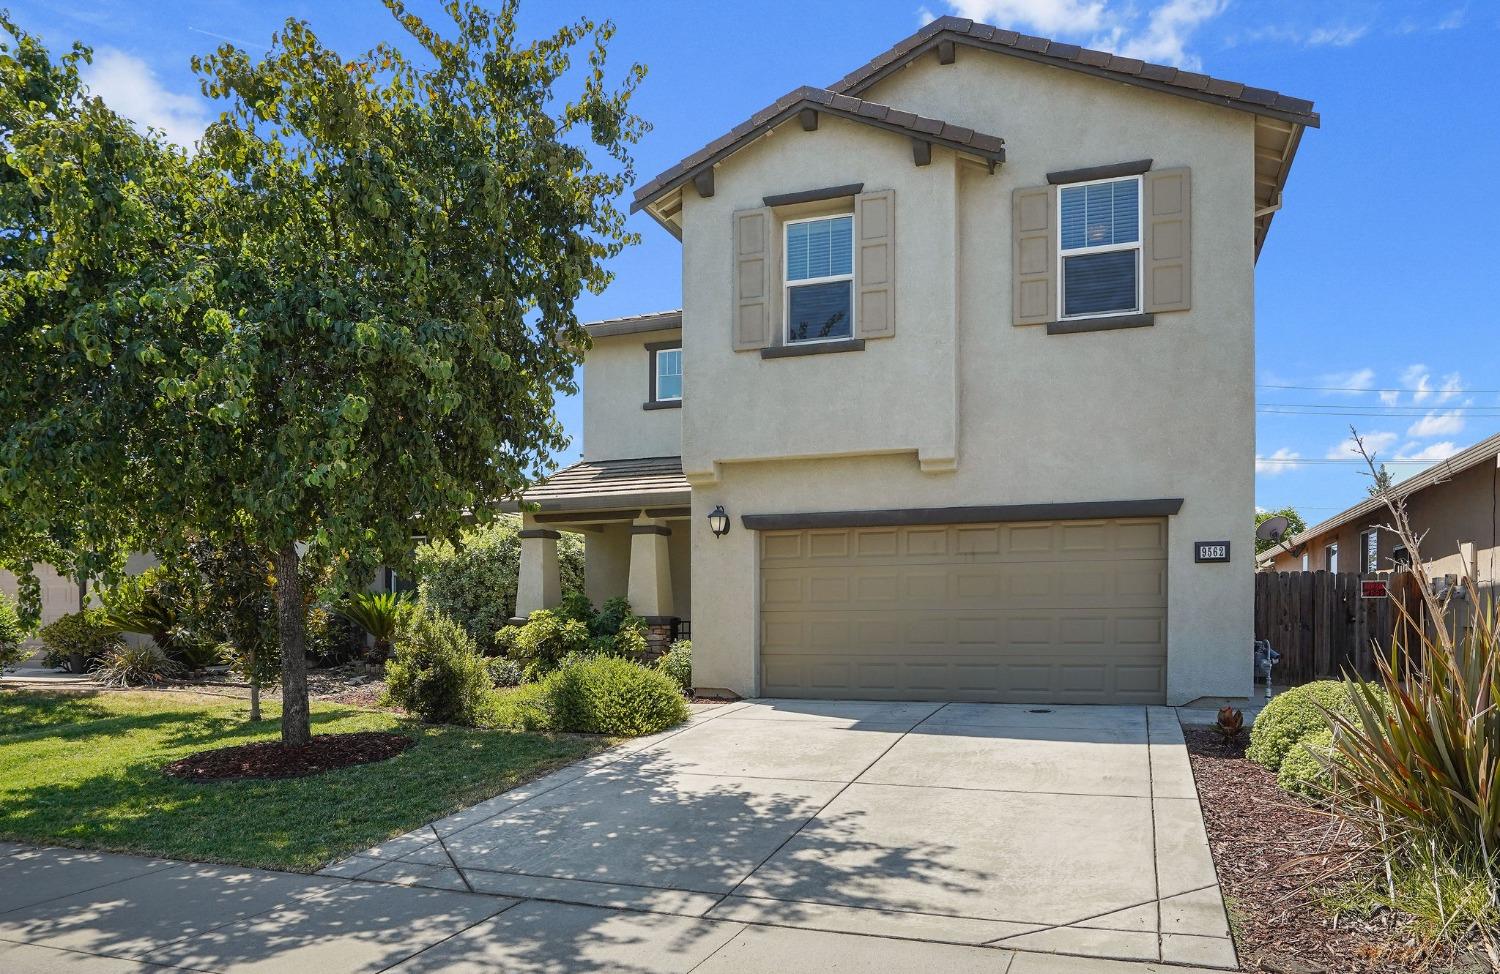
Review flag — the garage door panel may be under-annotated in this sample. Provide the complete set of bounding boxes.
[760,517,1167,704]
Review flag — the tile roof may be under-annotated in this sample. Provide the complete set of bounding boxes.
[832,17,1319,127]
[631,86,1005,214]
[520,456,690,512]
[584,310,682,339]
[1260,431,1500,562]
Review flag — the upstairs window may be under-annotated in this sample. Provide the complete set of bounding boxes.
[655,347,682,401]
[784,214,854,344]
[1059,176,1140,318]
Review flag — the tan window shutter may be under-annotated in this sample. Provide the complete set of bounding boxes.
[733,207,775,350]
[1012,185,1056,325]
[854,190,895,339]
[1143,167,1191,313]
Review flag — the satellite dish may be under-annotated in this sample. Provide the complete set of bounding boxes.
[1256,515,1292,543]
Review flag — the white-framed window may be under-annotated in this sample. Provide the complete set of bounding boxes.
[1301,551,1310,572]
[1360,530,1378,574]
[784,213,854,344]
[1325,542,1339,573]
[1058,175,1141,319]
[654,347,682,402]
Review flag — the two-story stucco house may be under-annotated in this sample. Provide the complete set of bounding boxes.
[510,17,1319,707]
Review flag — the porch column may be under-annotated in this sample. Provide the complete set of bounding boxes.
[515,515,561,618]
[627,516,674,618]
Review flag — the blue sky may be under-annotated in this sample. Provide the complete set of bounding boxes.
[10,0,1498,525]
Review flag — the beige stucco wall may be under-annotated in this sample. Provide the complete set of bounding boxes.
[1269,457,1500,601]
[681,51,1259,705]
[583,520,692,619]
[583,328,683,461]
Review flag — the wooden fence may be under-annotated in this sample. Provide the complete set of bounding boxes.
[1254,571,1425,684]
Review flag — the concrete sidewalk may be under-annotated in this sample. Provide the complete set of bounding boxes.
[1,842,1231,973]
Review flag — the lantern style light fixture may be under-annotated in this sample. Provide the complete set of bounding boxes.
[707,505,731,538]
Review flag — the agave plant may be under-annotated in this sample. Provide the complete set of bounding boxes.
[339,592,413,662]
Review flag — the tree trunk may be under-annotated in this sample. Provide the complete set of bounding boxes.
[248,663,262,722]
[273,542,311,747]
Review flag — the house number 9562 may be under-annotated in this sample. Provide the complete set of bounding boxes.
[1194,542,1230,563]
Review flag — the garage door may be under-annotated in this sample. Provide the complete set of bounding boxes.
[759,518,1167,704]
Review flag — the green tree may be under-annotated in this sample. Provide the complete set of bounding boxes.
[1367,463,1395,497]
[0,5,645,746]
[185,532,279,721]
[1255,506,1307,555]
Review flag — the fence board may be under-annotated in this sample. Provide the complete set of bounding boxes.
[1254,571,1410,683]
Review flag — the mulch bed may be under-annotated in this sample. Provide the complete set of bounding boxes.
[163,731,414,781]
[1185,727,1481,973]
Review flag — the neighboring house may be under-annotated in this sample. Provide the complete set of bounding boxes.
[0,553,159,647]
[511,16,1320,705]
[1261,432,1500,602]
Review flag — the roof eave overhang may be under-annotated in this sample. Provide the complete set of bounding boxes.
[506,488,693,515]
[631,94,1005,223]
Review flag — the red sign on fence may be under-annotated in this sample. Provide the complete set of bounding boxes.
[1361,579,1389,599]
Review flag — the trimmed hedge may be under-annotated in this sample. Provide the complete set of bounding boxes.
[1277,727,1338,798]
[543,655,690,736]
[1248,680,1383,772]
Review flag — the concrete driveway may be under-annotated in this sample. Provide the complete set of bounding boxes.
[327,698,1236,970]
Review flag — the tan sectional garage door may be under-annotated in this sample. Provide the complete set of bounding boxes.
[759,518,1168,704]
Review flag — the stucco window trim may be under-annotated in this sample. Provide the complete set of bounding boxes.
[644,340,682,409]
[760,338,866,360]
[1046,313,1155,335]
[1046,159,1153,186]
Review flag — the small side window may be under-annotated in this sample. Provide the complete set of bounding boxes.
[1325,542,1339,573]
[655,348,682,402]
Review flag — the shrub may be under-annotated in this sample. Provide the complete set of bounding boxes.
[306,604,365,666]
[503,609,592,680]
[96,642,183,687]
[592,596,633,637]
[481,682,554,732]
[38,609,121,671]
[542,654,690,736]
[101,566,218,668]
[339,591,412,660]
[556,591,597,628]
[486,655,524,688]
[1247,681,1373,772]
[657,639,691,693]
[590,615,649,659]
[0,594,28,670]
[384,609,492,726]
[1277,727,1337,798]
[414,519,584,652]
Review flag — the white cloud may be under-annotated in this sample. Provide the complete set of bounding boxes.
[943,0,1225,68]
[1402,363,1433,403]
[1396,441,1461,463]
[1437,8,1465,30]
[1378,389,1400,406]
[1407,409,1465,438]
[1326,431,1397,460]
[80,48,209,150]
[1256,447,1302,475]
[947,0,1109,35]
[918,5,939,24]
[1319,367,1376,396]
[1304,24,1369,46]
[1436,372,1464,403]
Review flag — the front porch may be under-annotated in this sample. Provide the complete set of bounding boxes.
[513,456,692,648]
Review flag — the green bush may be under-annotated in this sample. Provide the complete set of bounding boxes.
[414,519,584,652]
[502,609,592,680]
[307,604,364,666]
[592,596,633,637]
[485,655,524,688]
[542,654,690,736]
[481,683,554,732]
[38,609,121,671]
[657,639,691,693]
[1248,681,1374,772]
[1277,727,1337,798]
[384,609,492,726]
[96,642,183,687]
[0,594,28,669]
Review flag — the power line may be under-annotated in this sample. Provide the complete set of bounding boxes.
[1258,383,1491,394]
[1258,402,1488,412]
[1255,457,1451,464]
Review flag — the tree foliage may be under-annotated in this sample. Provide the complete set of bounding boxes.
[0,4,645,745]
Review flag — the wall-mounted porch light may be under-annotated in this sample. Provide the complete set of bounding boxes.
[707,505,731,538]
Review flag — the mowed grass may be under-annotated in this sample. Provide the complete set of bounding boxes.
[0,689,604,871]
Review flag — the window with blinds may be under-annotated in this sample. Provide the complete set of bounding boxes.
[1059,176,1141,318]
[784,214,854,344]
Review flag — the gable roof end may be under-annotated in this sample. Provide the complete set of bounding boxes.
[832,17,1319,128]
[631,86,1005,232]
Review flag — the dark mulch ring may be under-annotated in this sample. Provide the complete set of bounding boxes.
[1186,728,1486,973]
[163,732,414,781]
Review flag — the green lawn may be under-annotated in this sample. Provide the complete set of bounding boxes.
[0,689,604,871]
